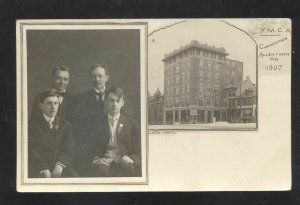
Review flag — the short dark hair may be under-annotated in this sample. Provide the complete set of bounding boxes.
[52,65,70,77]
[39,89,59,103]
[89,64,109,76]
[105,86,125,101]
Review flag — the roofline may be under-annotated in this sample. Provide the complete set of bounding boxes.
[162,44,229,61]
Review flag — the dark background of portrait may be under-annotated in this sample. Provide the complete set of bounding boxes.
[27,29,141,122]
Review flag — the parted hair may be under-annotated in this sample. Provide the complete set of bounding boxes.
[104,86,125,101]
[39,89,59,103]
[52,65,70,77]
[89,64,109,76]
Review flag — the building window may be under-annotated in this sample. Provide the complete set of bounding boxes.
[212,53,216,59]
[224,101,227,106]
[175,88,179,94]
[187,85,190,93]
[199,85,203,92]
[208,62,211,68]
[232,61,236,66]
[182,75,185,81]
[182,86,185,94]
[207,99,211,106]
[203,50,208,57]
[199,98,203,105]
[175,65,179,72]
[176,76,179,83]
[199,61,204,67]
[215,99,218,106]
[187,73,190,81]
[199,92,203,97]
[224,91,227,98]
[207,87,211,92]
[214,87,219,93]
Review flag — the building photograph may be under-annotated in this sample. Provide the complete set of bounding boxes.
[148,20,257,130]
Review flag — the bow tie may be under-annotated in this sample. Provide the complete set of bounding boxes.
[56,91,65,97]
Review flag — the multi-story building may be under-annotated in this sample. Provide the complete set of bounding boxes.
[162,40,244,124]
[224,76,257,123]
[148,88,164,125]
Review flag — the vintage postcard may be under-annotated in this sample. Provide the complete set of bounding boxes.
[17,19,291,192]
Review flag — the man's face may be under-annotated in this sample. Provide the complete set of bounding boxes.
[90,67,109,90]
[105,92,124,116]
[39,96,59,118]
[53,70,70,92]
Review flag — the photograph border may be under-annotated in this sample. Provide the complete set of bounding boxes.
[147,19,258,132]
[16,20,149,189]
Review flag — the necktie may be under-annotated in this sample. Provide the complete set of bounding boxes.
[95,91,104,101]
[48,120,53,130]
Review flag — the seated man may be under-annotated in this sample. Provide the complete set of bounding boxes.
[77,86,141,177]
[28,90,77,178]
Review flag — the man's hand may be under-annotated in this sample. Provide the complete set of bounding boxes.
[93,156,112,167]
[40,169,51,178]
[52,163,64,178]
[120,155,134,166]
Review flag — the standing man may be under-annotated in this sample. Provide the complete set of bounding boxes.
[30,65,75,123]
[28,90,77,178]
[74,64,109,145]
[76,87,141,177]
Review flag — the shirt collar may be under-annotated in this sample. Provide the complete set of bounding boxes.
[93,86,105,94]
[43,113,55,123]
[108,113,120,121]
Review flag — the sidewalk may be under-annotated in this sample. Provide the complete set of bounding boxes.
[149,121,257,130]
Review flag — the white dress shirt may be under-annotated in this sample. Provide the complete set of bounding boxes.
[43,113,55,129]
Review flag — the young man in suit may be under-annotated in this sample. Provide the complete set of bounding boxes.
[28,90,77,178]
[74,64,109,145]
[77,86,141,177]
[30,65,76,123]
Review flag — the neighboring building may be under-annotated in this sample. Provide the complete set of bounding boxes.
[162,40,244,124]
[224,76,257,123]
[148,88,164,125]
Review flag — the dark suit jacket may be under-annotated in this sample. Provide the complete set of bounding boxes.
[76,113,141,176]
[28,114,75,178]
[74,89,106,145]
[30,91,76,123]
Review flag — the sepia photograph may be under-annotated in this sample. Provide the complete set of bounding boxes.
[17,21,148,187]
[17,19,291,192]
[148,19,257,130]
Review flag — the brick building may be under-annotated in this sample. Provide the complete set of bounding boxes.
[148,88,164,125]
[162,40,244,124]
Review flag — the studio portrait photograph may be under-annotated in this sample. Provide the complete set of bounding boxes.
[17,21,148,188]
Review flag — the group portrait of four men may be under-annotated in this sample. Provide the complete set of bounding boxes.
[28,64,141,178]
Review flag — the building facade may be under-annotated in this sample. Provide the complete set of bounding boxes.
[224,76,257,123]
[148,88,164,125]
[162,40,244,124]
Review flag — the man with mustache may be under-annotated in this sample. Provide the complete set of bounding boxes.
[74,64,109,145]
[30,65,76,123]
[28,90,77,178]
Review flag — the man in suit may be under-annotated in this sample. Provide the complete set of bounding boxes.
[77,86,141,177]
[30,65,76,123]
[28,90,77,178]
[74,64,109,145]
